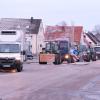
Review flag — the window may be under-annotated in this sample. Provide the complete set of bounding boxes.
[1,31,16,35]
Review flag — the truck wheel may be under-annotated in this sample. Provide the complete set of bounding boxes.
[17,64,23,72]
[39,62,47,64]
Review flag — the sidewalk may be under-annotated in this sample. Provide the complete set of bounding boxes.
[25,56,39,64]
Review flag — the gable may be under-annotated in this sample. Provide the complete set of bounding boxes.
[0,18,42,34]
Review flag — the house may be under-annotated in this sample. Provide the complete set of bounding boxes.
[0,17,45,55]
[45,25,83,45]
[95,33,100,44]
[80,32,100,48]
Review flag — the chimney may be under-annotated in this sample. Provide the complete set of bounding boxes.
[30,17,34,24]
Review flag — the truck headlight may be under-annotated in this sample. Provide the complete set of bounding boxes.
[65,54,69,59]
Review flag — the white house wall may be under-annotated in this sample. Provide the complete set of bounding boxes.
[80,32,95,47]
[31,22,45,55]
[37,22,45,54]
[31,34,36,54]
[80,32,87,45]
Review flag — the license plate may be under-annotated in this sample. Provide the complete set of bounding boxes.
[3,65,10,67]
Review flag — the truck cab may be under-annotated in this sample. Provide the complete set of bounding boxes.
[0,30,26,72]
[0,42,24,71]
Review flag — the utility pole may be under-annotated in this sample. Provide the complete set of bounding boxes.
[36,33,38,57]
[29,17,34,53]
[71,21,75,45]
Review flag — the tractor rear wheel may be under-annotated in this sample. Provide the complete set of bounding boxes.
[53,54,61,65]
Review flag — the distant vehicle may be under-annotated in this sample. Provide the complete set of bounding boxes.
[39,40,75,65]
[0,30,26,72]
[94,45,100,59]
[82,48,96,62]
[26,52,33,60]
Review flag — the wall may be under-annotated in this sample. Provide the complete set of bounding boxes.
[80,32,95,48]
[31,22,45,55]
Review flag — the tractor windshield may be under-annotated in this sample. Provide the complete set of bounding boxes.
[46,42,58,53]
[59,41,69,54]
[45,40,69,54]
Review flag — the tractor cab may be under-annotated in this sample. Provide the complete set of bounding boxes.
[45,40,69,55]
[39,40,74,64]
[45,42,58,53]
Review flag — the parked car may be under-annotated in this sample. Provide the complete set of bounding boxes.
[26,52,33,60]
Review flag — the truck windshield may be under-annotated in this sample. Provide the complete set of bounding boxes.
[94,47,100,52]
[0,44,20,53]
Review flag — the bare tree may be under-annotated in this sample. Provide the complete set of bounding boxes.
[56,21,67,26]
[94,25,100,34]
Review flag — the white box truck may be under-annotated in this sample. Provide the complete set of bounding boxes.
[0,30,26,72]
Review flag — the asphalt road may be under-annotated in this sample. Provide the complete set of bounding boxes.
[0,60,100,100]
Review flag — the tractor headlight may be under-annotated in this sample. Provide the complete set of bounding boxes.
[65,54,69,59]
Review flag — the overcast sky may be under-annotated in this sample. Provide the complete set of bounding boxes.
[0,0,100,30]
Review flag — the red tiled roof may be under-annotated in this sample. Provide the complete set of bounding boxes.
[74,26,83,42]
[45,25,83,44]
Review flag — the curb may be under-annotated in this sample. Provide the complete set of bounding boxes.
[71,62,89,65]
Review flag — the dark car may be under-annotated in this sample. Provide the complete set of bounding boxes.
[26,52,33,60]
